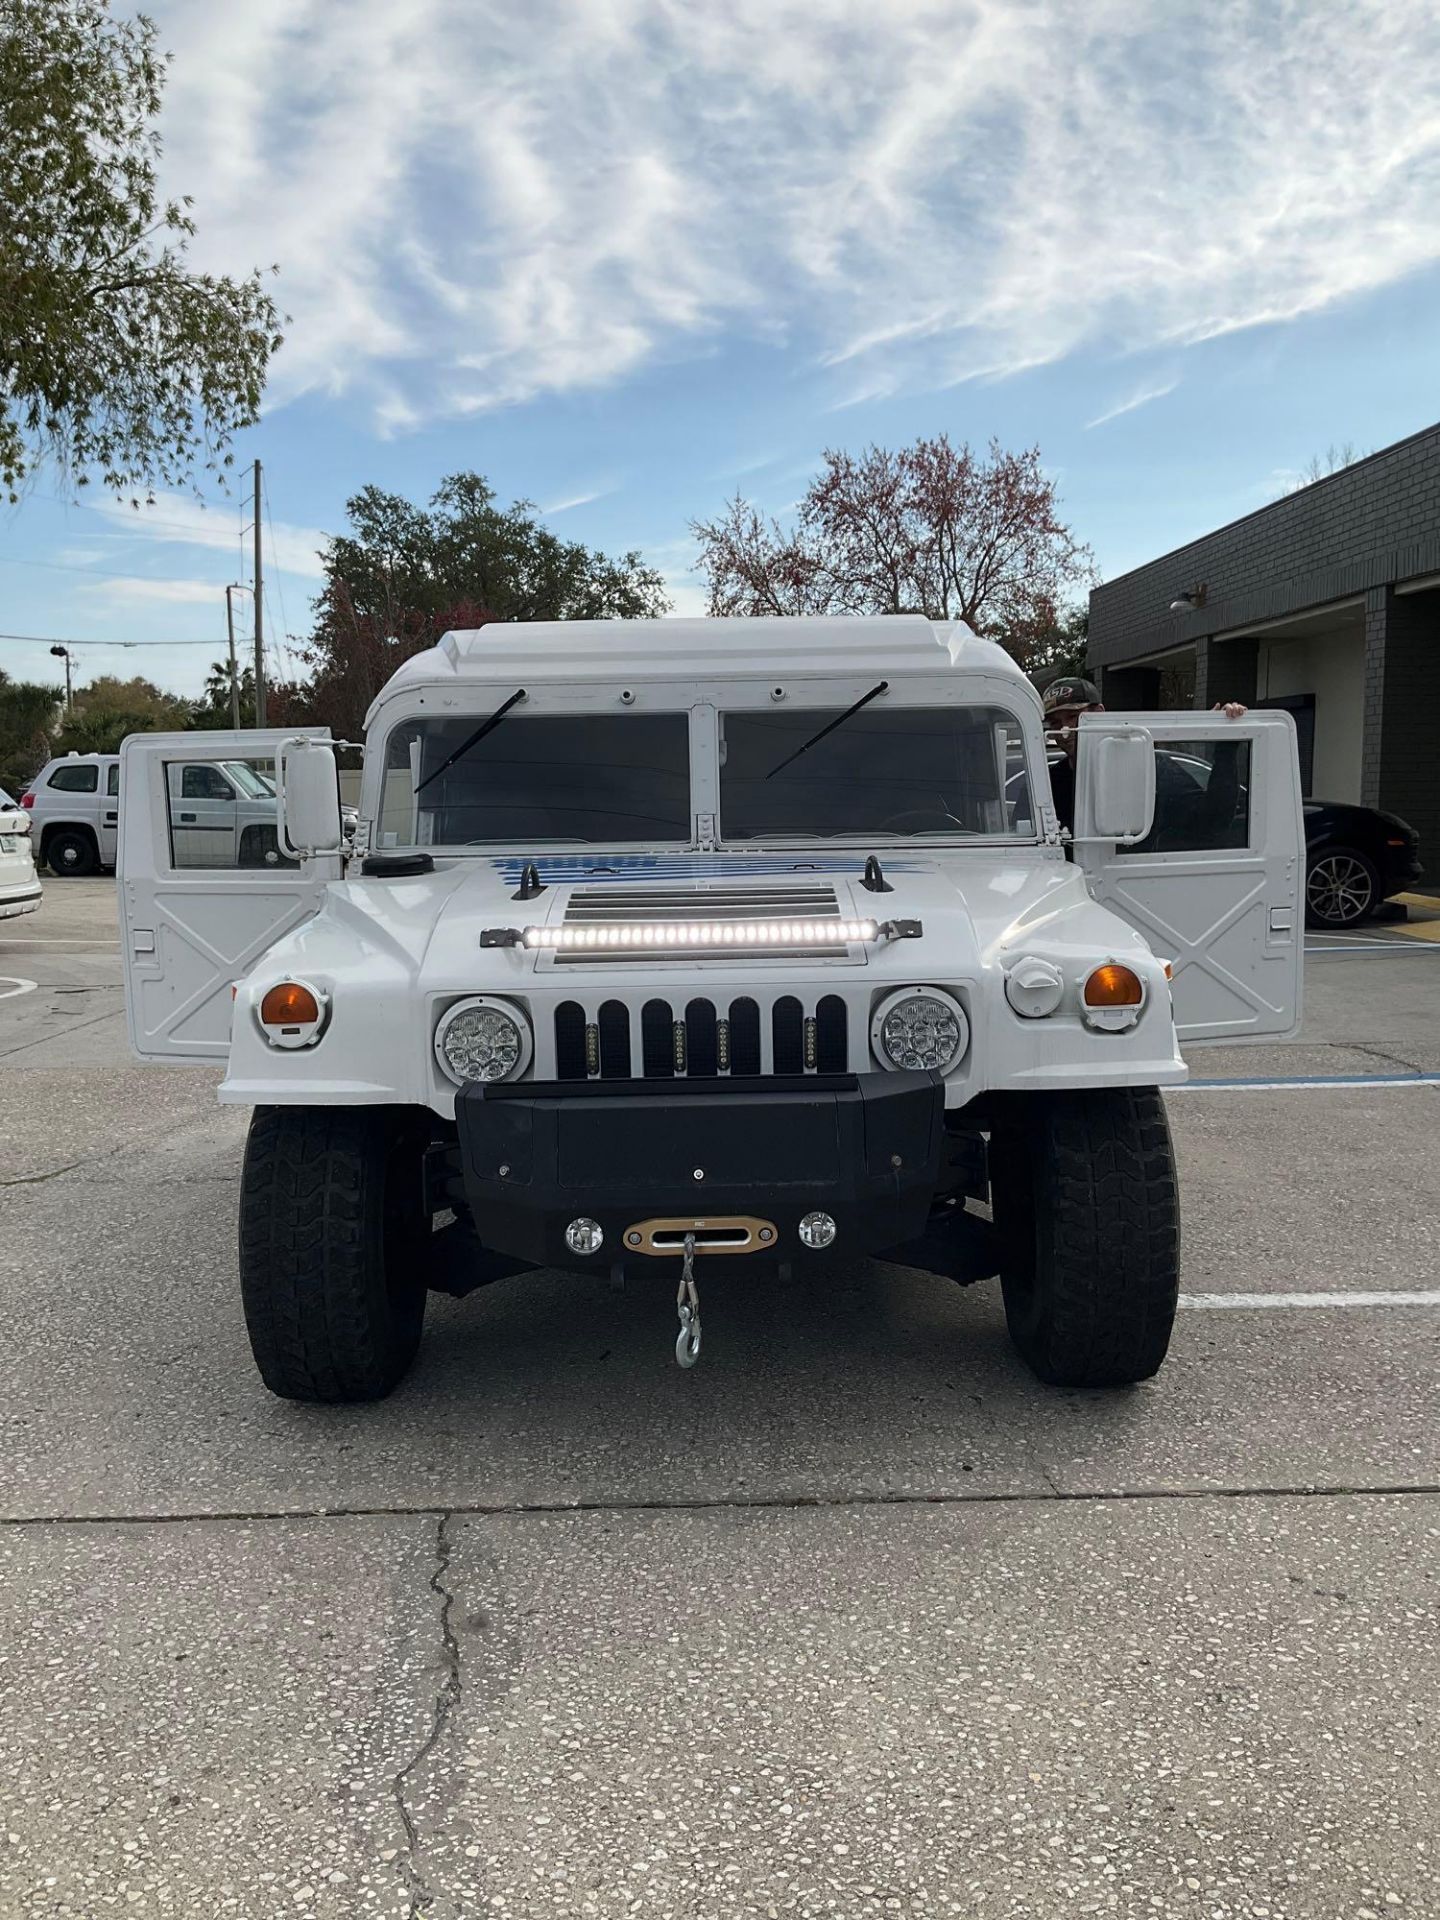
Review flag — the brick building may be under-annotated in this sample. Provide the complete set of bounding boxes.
[1087,421,1439,879]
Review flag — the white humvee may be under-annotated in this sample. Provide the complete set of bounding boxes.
[118,616,1302,1401]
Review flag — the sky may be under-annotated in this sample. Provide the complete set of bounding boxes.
[4,0,1440,699]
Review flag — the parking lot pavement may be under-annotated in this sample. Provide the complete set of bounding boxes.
[2,880,1438,1916]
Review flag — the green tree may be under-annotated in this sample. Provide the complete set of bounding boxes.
[0,670,60,792]
[53,672,189,754]
[192,658,256,728]
[1024,604,1090,688]
[0,0,283,501]
[299,473,669,735]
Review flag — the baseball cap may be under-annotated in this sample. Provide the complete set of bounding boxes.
[1042,676,1101,715]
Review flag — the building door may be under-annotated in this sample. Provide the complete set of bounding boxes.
[1255,693,1315,795]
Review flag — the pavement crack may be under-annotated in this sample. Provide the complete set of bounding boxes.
[391,1511,463,1918]
[0,1159,87,1187]
[1347,1041,1431,1074]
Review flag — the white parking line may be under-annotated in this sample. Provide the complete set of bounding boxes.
[1180,1290,1440,1309]
[1172,1073,1440,1092]
[1305,943,1440,956]
[0,976,38,1000]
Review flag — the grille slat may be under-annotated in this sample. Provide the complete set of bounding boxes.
[554,1001,587,1081]
[771,996,804,1076]
[598,999,630,1079]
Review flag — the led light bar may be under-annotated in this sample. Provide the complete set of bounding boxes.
[525,917,878,949]
[479,917,923,950]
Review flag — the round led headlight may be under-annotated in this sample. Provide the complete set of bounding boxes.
[871,986,969,1074]
[434,995,532,1086]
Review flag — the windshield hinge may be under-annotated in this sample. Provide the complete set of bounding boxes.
[695,811,717,852]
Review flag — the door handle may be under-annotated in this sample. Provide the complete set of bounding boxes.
[105,812,118,824]
[179,812,196,822]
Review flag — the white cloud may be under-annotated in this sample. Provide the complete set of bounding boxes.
[540,488,615,515]
[76,576,231,605]
[1085,378,1180,429]
[90,492,327,578]
[153,0,1440,427]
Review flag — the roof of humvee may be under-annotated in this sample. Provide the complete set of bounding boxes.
[368,615,1035,722]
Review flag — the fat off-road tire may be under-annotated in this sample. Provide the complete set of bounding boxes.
[990,1088,1179,1388]
[239,1107,429,1402]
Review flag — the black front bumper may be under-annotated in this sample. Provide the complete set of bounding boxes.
[1380,839,1424,897]
[455,1072,946,1271]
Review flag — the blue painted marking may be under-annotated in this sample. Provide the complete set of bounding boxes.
[490,853,928,882]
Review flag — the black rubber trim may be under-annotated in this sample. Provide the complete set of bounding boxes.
[360,851,435,877]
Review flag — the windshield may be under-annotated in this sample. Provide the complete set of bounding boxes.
[379,712,691,847]
[720,704,1033,841]
[224,762,275,798]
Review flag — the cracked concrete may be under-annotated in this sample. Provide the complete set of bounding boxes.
[391,1514,465,1919]
[6,880,1440,1915]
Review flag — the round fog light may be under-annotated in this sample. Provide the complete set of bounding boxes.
[798,1211,837,1250]
[565,1218,604,1257]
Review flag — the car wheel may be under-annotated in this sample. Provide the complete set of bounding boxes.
[1305,847,1379,929]
[45,829,98,877]
[239,824,292,867]
[239,1107,430,1402]
[989,1088,1180,1388]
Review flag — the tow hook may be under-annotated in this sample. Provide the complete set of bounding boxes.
[674,1232,702,1368]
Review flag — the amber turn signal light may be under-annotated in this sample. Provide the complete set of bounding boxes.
[260,982,321,1027]
[1083,964,1144,1008]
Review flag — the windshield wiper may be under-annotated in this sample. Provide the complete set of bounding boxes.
[765,680,888,779]
[414,688,527,795]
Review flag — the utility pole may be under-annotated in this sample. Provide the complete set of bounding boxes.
[224,585,245,729]
[253,459,267,726]
[49,644,72,713]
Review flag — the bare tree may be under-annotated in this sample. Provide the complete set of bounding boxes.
[692,436,1093,671]
[1281,442,1370,495]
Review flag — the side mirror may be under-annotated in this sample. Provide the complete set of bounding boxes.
[277,739,343,858]
[1081,728,1156,843]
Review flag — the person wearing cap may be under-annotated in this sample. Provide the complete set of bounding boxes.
[1040,676,1248,845]
[1041,677,1103,840]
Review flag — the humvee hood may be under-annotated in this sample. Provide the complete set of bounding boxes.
[407,851,1086,987]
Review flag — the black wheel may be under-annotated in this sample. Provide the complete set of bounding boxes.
[45,828,98,876]
[989,1088,1180,1388]
[239,824,294,868]
[239,1107,430,1402]
[1306,847,1379,928]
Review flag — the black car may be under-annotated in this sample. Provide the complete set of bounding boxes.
[1014,750,1422,929]
[1148,749,1422,928]
[1301,798,1422,928]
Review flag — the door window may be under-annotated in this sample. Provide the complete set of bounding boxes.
[165,757,277,869]
[180,764,235,801]
[48,763,98,793]
[106,764,120,797]
[1119,740,1252,855]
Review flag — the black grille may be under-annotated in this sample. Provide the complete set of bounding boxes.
[551,994,847,1081]
[597,999,630,1079]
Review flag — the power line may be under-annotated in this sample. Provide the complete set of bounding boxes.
[0,552,237,587]
[0,629,218,650]
[262,474,304,683]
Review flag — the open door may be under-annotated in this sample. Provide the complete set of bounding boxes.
[118,730,336,1064]
[1075,710,1304,1044]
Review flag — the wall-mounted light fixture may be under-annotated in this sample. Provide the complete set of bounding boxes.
[1169,584,1208,612]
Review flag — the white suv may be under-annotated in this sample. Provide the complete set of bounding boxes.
[0,783,41,920]
[24,751,338,875]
